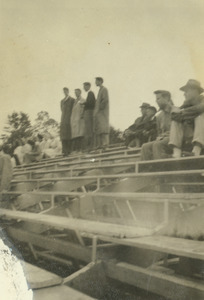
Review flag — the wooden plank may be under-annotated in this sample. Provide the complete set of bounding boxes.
[1,209,154,238]
[98,235,204,260]
[14,151,140,172]
[11,168,204,184]
[14,152,204,175]
[21,260,62,289]
[104,261,204,300]
[63,262,96,283]
[8,227,92,262]
[2,191,204,205]
[14,161,136,177]
[14,146,137,170]
[4,190,204,199]
[33,285,96,299]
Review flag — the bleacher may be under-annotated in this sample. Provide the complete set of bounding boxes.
[1,144,204,299]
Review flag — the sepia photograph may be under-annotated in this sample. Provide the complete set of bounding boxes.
[0,0,204,299]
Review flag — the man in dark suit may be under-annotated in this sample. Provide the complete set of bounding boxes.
[83,82,96,151]
[60,87,75,156]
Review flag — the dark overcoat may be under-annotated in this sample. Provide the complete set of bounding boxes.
[60,97,75,140]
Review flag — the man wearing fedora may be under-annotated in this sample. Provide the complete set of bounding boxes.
[169,79,204,157]
[123,102,157,147]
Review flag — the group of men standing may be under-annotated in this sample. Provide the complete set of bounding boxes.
[60,77,109,156]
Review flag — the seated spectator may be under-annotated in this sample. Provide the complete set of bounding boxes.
[123,103,150,147]
[13,140,24,165]
[169,79,204,157]
[23,140,42,164]
[0,144,13,192]
[141,90,174,160]
[43,134,62,158]
[124,103,157,147]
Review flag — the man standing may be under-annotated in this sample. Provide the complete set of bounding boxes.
[83,82,96,151]
[94,77,109,149]
[71,89,85,153]
[141,90,173,160]
[169,79,204,157]
[60,87,75,156]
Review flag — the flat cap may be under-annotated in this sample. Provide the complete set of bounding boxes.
[140,102,151,108]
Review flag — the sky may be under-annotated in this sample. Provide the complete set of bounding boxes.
[1,0,204,134]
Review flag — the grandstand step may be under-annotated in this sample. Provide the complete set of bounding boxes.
[14,149,140,171]
[13,162,136,179]
[138,155,204,173]
[10,169,204,194]
[97,235,204,260]
[33,285,95,300]
[7,227,92,262]
[1,209,154,238]
[21,260,62,289]
[104,261,204,300]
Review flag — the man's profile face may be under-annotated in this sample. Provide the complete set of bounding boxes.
[84,85,89,92]
[141,107,146,116]
[63,89,69,96]
[75,90,81,98]
[184,88,199,101]
[156,94,167,109]
[146,108,155,118]
[95,79,100,86]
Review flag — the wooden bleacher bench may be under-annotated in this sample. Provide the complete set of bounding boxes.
[0,208,154,238]
[104,260,204,300]
[10,169,204,187]
[33,285,95,300]
[14,146,140,170]
[21,260,62,289]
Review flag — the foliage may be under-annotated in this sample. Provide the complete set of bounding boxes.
[0,111,123,151]
[2,112,32,147]
[1,111,59,150]
[109,125,123,145]
[32,111,59,137]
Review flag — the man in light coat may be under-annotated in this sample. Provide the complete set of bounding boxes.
[94,77,109,149]
[71,89,85,152]
[60,87,75,156]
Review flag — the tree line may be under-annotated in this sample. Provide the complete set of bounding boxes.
[1,111,123,148]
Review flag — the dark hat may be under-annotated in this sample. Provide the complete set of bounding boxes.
[180,79,204,93]
[140,102,151,108]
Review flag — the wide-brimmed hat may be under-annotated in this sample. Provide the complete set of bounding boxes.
[140,102,150,108]
[180,79,204,93]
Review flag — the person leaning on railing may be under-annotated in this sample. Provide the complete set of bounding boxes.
[169,79,204,158]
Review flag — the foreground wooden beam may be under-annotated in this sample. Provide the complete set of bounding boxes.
[98,235,204,261]
[1,209,154,238]
[21,260,62,289]
[33,285,95,300]
[11,168,204,185]
[104,261,204,300]
[8,227,91,262]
